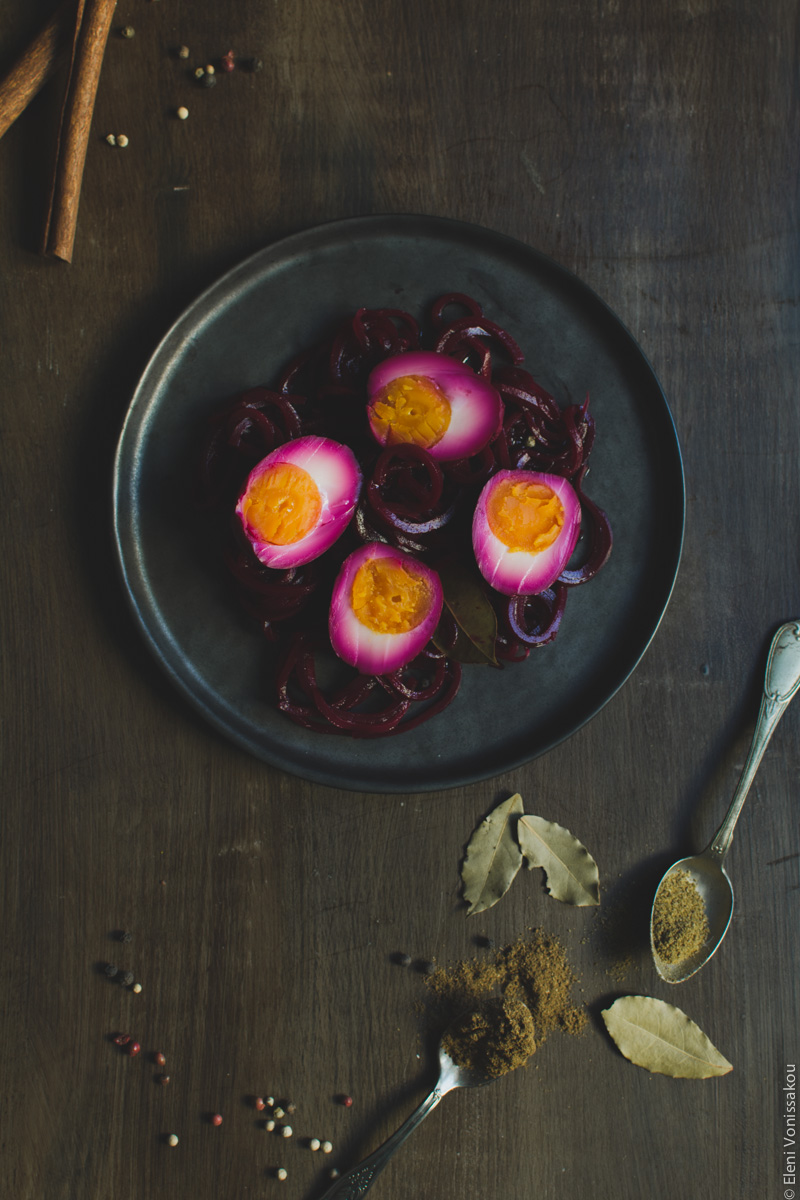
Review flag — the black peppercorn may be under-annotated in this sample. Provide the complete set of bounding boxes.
[118,931,133,944]
[120,970,135,987]
[104,963,119,979]
[242,56,263,72]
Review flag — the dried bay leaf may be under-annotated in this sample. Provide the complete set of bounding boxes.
[602,996,733,1079]
[517,814,600,906]
[462,793,524,914]
[436,556,499,667]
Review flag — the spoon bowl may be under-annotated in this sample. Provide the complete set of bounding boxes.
[650,854,733,983]
[650,621,800,982]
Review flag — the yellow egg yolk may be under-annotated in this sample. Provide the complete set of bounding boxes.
[351,558,433,634]
[371,375,451,449]
[487,478,565,552]
[241,461,322,545]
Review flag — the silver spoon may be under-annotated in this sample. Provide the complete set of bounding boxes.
[650,620,800,983]
[318,1009,527,1199]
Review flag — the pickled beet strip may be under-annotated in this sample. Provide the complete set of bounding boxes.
[429,292,484,329]
[353,307,420,352]
[277,635,411,734]
[506,585,568,646]
[385,651,447,701]
[370,444,444,511]
[557,467,613,586]
[381,660,462,734]
[434,316,525,365]
[443,443,497,487]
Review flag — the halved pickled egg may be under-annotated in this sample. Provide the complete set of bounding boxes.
[472,470,581,595]
[366,350,503,461]
[329,542,444,674]
[235,436,361,569]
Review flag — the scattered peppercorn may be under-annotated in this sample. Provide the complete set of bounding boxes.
[154,1052,167,1067]
[321,1141,333,1154]
[204,63,215,75]
[176,107,189,120]
[120,25,135,39]
[127,1042,141,1057]
[265,1119,276,1132]
[275,1168,287,1181]
[392,952,412,967]
[200,72,217,88]
[243,56,263,72]
[112,1033,131,1046]
[286,1102,296,1114]
[177,45,190,59]
[105,134,116,145]
[338,1094,353,1108]
[273,1107,285,1120]
[254,1097,266,1111]
[280,1125,292,1139]
[117,135,129,149]
[117,931,133,943]
[167,1133,179,1147]
[104,963,119,978]
[265,1096,275,1106]
[211,1113,223,1126]
[193,67,205,79]
[157,1074,171,1086]
[329,1168,340,1180]
[309,1138,320,1152]
[416,959,436,976]
[221,49,236,72]
[120,971,135,987]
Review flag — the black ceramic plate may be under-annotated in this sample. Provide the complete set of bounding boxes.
[113,214,684,793]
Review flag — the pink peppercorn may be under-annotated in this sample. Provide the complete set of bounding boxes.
[127,1042,141,1057]
[339,1094,353,1108]
[254,1097,266,1111]
[221,49,235,72]
[112,1033,131,1047]
[154,1052,166,1067]
[211,1113,223,1126]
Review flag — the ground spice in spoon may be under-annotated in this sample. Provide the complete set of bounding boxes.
[423,929,587,1048]
[652,868,711,964]
[442,996,536,1077]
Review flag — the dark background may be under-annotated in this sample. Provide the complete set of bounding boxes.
[1,2,797,1198]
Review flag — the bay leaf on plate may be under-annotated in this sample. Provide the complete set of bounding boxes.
[516,814,600,906]
[462,793,524,914]
[436,556,499,667]
[602,995,733,1079]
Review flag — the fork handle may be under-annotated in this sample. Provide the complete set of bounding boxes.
[319,1082,448,1199]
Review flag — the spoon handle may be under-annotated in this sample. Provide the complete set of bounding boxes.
[708,621,800,863]
[319,1080,449,1199]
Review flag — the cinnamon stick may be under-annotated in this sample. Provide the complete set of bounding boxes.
[0,1,75,141]
[42,0,117,263]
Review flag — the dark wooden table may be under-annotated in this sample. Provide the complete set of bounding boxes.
[2,3,798,1197]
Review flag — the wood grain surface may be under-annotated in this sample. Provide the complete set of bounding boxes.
[1,2,798,1198]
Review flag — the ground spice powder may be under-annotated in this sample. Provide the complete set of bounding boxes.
[423,929,587,1052]
[442,996,536,1077]
[652,868,710,964]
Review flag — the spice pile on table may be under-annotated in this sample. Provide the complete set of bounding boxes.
[422,929,587,1048]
